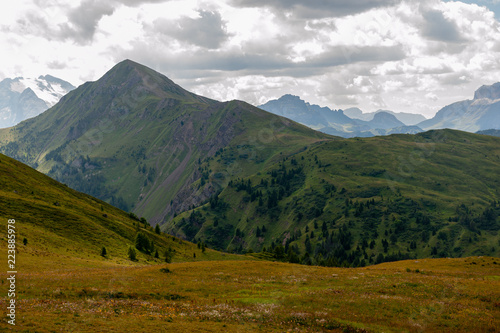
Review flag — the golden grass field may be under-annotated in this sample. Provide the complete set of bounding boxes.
[1,250,499,332]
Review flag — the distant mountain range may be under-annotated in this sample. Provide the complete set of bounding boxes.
[477,129,500,137]
[259,82,500,137]
[343,107,427,126]
[0,75,75,128]
[258,94,423,138]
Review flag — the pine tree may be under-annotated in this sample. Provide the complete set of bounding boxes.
[100,246,107,257]
[154,249,159,259]
[128,246,137,261]
[155,224,161,234]
[164,247,174,263]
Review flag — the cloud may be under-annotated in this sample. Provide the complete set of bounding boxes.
[420,9,465,43]
[47,60,68,70]
[153,10,230,49]
[59,0,115,44]
[8,0,115,45]
[229,0,402,18]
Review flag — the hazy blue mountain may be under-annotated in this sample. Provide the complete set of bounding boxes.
[365,112,405,129]
[0,75,75,128]
[477,129,500,137]
[418,82,500,132]
[259,95,423,137]
[344,107,427,126]
[258,94,352,130]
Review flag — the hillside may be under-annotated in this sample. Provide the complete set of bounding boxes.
[0,60,331,226]
[0,152,241,264]
[168,129,500,266]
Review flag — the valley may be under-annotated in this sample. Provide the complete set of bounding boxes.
[0,60,499,332]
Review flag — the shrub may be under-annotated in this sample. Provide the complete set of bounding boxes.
[128,247,137,261]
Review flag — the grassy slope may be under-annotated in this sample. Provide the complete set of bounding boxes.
[169,129,500,260]
[0,152,243,264]
[1,256,498,332]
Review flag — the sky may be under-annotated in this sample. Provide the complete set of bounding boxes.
[1,0,500,118]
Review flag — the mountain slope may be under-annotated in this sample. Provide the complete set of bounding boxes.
[0,75,75,128]
[418,82,500,131]
[168,129,500,265]
[0,60,331,226]
[0,152,234,264]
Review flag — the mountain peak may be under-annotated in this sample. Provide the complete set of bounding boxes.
[99,59,209,103]
[474,82,500,100]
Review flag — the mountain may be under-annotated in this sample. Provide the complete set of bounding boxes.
[365,111,405,129]
[418,82,500,132]
[344,107,427,125]
[259,95,423,137]
[0,75,75,128]
[258,94,353,130]
[0,60,330,226]
[477,129,500,137]
[168,129,500,265]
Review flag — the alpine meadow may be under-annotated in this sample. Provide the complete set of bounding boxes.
[0,58,499,332]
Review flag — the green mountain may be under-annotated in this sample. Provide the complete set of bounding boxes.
[0,152,233,264]
[169,129,500,266]
[0,60,330,226]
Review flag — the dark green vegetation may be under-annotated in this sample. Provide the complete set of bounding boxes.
[169,129,500,267]
[0,60,329,226]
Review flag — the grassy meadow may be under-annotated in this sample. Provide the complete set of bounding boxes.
[1,250,499,332]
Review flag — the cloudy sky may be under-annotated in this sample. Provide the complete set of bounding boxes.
[1,0,500,117]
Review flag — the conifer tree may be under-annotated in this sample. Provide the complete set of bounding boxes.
[100,246,107,257]
[128,246,137,261]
